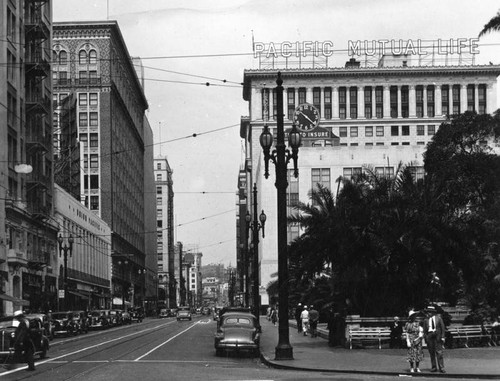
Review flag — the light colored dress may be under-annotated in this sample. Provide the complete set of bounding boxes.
[405,321,424,363]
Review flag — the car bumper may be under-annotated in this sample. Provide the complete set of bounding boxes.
[215,340,259,351]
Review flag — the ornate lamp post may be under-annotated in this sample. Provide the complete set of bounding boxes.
[245,183,266,323]
[259,72,301,360]
[58,234,74,311]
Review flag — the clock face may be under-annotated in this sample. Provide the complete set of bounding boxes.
[293,103,320,131]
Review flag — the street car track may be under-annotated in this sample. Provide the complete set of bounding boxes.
[0,318,207,379]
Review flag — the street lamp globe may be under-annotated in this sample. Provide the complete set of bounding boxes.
[259,125,273,149]
[288,125,302,149]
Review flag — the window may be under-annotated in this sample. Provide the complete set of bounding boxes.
[287,88,295,120]
[402,125,410,136]
[90,175,99,189]
[410,166,425,181]
[79,93,88,106]
[156,186,162,194]
[401,86,409,118]
[156,163,162,170]
[89,70,98,84]
[83,154,89,169]
[350,126,358,137]
[339,127,347,137]
[376,126,384,137]
[90,154,98,168]
[343,167,362,181]
[478,84,486,114]
[311,168,331,190]
[89,93,98,106]
[390,86,398,118]
[157,197,162,206]
[427,85,435,117]
[324,87,332,119]
[441,85,449,116]
[467,84,475,112]
[365,126,373,137]
[350,87,358,119]
[90,196,99,210]
[156,174,162,181]
[417,125,425,136]
[298,88,306,104]
[59,50,68,65]
[89,112,98,126]
[375,86,383,118]
[452,85,460,114]
[428,125,435,135]
[261,88,270,121]
[59,71,68,85]
[375,166,394,179]
[339,87,346,119]
[89,50,97,65]
[272,88,277,120]
[89,133,98,147]
[416,85,423,117]
[79,112,88,127]
[79,50,87,64]
[391,125,399,136]
[79,71,87,82]
[313,87,321,115]
[364,86,372,119]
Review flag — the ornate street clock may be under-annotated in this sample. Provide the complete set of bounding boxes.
[293,103,320,131]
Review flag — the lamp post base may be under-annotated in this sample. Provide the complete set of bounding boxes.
[275,345,293,360]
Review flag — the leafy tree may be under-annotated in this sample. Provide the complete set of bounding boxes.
[479,10,500,37]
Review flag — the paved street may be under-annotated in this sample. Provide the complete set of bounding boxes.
[1,315,499,381]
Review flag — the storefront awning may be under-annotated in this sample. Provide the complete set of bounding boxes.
[68,290,90,299]
[0,293,30,306]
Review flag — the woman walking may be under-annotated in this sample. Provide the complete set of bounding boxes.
[405,310,424,373]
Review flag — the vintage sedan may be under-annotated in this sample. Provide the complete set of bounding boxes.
[214,312,260,356]
[52,311,80,336]
[0,314,50,361]
[89,310,111,329]
[176,307,192,321]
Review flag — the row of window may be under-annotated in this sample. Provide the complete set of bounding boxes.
[262,84,487,121]
[338,125,436,138]
[54,49,98,65]
[79,112,99,127]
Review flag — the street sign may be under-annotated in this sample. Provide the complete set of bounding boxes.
[59,290,65,298]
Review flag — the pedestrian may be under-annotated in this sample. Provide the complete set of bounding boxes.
[266,306,271,321]
[294,303,302,333]
[270,307,277,325]
[492,316,500,345]
[300,305,310,336]
[12,310,36,371]
[405,310,423,373]
[308,305,319,338]
[390,316,403,348]
[424,305,446,373]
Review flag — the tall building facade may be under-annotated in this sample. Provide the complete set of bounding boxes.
[0,0,58,315]
[52,21,150,308]
[241,55,500,297]
[154,157,175,308]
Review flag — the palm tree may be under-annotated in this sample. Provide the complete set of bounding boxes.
[479,11,500,37]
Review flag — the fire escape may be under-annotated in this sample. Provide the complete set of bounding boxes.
[24,0,51,222]
[24,0,52,270]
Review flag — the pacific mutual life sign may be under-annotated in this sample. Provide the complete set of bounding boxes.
[253,38,480,69]
[253,38,480,58]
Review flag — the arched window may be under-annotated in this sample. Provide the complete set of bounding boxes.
[53,50,58,63]
[59,50,68,65]
[89,49,97,65]
[79,50,87,65]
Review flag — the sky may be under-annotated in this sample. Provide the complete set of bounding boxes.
[53,0,500,266]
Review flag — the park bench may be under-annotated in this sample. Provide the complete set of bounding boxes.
[451,324,493,348]
[348,327,391,349]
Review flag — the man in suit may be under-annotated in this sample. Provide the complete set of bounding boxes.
[389,316,403,348]
[424,305,446,373]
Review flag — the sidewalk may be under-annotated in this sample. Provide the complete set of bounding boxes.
[259,318,500,379]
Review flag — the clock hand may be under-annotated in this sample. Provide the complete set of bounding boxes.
[299,112,315,124]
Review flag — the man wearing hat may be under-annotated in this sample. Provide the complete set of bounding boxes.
[423,305,446,373]
[300,305,310,336]
[13,310,36,371]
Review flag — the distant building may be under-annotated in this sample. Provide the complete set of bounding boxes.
[0,0,58,315]
[241,55,500,298]
[53,21,150,308]
[154,157,175,307]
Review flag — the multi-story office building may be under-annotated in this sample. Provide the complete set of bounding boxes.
[53,21,151,308]
[0,0,58,315]
[241,54,500,296]
[154,157,175,308]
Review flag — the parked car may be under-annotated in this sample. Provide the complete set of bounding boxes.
[214,311,260,356]
[89,310,111,329]
[176,307,192,321]
[121,310,132,324]
[109,310,123,326]
[159,308,169,318]
[129,307,144,323]
[0,314,50,360]
[51,311,80,336]
[29,313,54,341]
[72,311,90,333]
